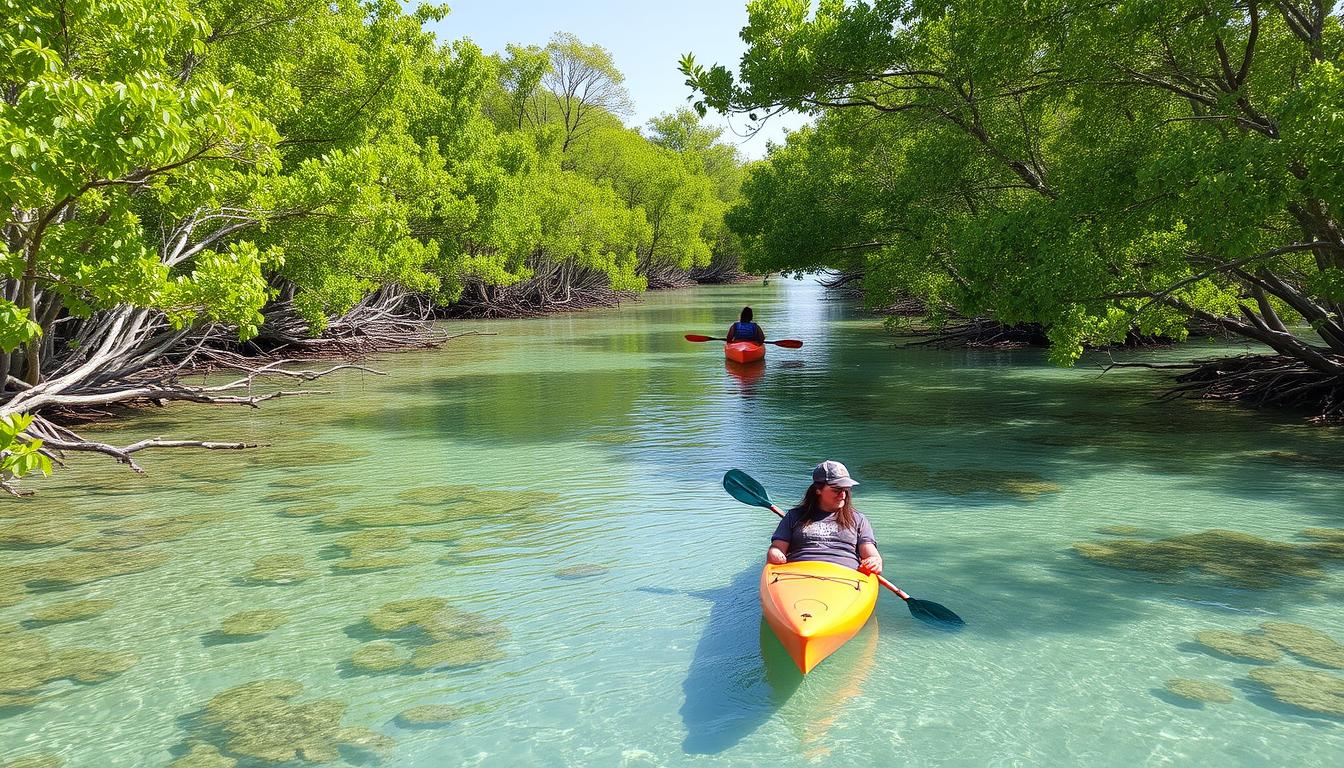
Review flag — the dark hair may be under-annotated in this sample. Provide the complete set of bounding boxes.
[796,482,857,531]
[740,306,753,322]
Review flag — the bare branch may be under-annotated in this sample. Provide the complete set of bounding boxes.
[33,435,267,473]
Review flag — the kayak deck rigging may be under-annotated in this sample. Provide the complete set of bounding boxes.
[768,571,864,591]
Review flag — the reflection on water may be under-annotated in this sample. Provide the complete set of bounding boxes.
[779,619,880,761]
[4,279,1344,766]
[724,359,765,389]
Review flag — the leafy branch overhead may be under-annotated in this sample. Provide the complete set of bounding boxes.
[683,0,1344,393]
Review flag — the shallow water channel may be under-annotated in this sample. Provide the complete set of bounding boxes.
[3,279,1343,766]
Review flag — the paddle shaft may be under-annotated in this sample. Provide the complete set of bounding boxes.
[762,501,911,602]
[684,334,803,348]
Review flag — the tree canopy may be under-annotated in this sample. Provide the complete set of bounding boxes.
[0,1,746,489]
[684,1,1344,385]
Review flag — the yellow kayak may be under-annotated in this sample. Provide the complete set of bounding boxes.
[760,560,878,673]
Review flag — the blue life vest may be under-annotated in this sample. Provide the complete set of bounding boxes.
[730,321,761,341]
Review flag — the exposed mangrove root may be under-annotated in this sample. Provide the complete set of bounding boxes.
[643,263,698,291]
[3,352,387,495]
[817,270,865,291]
[900,318,1050,349]
[813,273,932,315]
[870,297,929,317]
[448,281,635,319]
[255,287,450,355]
[447,258,638,318]
[687,263,752,284]
[33,432,265,474]
[900,318,1188,351]
[1111,354,1344,423]
[0,284,493,495]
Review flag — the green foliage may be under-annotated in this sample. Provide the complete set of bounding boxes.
[2,0,746,370]
[571,123,719,273]
[0,302,41,353]
[485,44,550,131]
[538,32,634,151]
[1,0,279,356]
[460,39,747,291]
[163,242,279,338]
[0,414,52,482]
[687,0,1344,366]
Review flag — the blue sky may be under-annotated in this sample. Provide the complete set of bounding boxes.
[421,0,809,159]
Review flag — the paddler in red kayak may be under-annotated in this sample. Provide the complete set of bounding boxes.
[725,306,766,344]
[766,461,884,575]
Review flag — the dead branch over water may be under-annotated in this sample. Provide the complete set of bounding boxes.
[0,288,450,495]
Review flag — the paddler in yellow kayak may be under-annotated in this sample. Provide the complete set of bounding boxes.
[765,461,884,576]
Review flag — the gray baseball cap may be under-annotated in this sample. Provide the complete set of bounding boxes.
[812,460,859,488]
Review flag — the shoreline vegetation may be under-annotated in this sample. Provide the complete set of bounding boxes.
[6,1,1344,494]
[683,2,1344,422]
[1,275,1258,498]
[1,3,752,494]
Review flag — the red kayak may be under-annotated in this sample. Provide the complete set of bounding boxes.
[724,341,765,364]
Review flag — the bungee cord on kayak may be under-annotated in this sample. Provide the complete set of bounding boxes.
[768,571,867,591]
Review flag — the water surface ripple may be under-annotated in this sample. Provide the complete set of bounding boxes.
[3,280,1343,766]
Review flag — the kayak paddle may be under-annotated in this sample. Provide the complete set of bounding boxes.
[684,334,804,348]
[722,468,964,628]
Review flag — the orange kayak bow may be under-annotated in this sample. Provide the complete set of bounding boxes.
[724,341,765,363]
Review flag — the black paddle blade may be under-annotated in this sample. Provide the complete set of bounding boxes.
[723,469,772,508]
[908,598,964,629]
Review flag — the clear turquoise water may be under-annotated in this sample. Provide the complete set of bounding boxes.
[3,278,1343,766]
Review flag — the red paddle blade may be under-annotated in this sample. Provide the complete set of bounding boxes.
[684,334,716,342]
[770,339,804,348]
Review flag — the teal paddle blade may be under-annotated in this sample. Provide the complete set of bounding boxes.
[908,598,964,628]
[723,469,772,508]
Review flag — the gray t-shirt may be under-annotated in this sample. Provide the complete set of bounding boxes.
[771,506,877,570]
